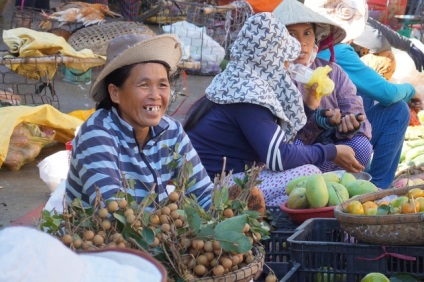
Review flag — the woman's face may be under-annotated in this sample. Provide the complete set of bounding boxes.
[287,23,316,66]
[109,62,170,131]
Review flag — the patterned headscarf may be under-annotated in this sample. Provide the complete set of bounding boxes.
[206,12,306,143]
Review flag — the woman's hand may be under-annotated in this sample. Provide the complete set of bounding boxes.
[334,144,365,173]
[324,109,341,126]
[337,113,364,134]
[303,83,321,110]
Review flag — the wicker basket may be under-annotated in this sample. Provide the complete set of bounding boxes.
[67,21,156,56]
[194,246,264,282]
[334,185,424,245]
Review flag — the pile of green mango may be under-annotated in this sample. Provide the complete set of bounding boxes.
[285,172,378,209]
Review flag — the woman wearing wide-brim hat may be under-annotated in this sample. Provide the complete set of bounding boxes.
[303,0,417,189]
[65,33,213,209]
[273,0,373,174]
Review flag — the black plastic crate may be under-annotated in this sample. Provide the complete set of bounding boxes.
[287,218,424,282]
[260,206,299,280]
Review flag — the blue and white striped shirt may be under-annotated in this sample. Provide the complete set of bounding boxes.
[65,107,212,209]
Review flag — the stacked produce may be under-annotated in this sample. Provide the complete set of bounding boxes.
[285,172,378,209]
[38,160,273,281]
[396,125,424,178]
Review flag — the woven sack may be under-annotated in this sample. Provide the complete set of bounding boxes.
[67,21,156,56]
[334,185,424,245]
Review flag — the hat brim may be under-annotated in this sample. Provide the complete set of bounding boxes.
[273,0,346,46]
[90,34,182,103]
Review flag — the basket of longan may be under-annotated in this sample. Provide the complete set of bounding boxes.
[334,184,424,245]
[38,159,271,281]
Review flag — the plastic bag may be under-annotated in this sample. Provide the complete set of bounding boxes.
[37,150,69,192]
[3,122,56,171]
[305,65,335,98]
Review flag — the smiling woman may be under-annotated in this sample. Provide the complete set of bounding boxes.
[65,33,213,210]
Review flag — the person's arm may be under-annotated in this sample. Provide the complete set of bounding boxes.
[234,104,337,171]
[367,17,424,71]
[318,44,416,106]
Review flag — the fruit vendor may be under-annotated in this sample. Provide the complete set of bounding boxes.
[274,0,372,173]
[65,34,213,209]
[184,12,364,206]
[304,0,417,189]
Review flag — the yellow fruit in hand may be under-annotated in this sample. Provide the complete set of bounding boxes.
[347,200,364,215]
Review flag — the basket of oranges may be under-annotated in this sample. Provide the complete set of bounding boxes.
[334,184,424,245]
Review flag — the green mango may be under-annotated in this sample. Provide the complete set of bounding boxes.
[345,180,378,198]
[326,182,349,206]
[340,172,357,187]
[287,187,309,209]
[286,175,310,195]
[322,172,340,183]
[305,174,329,208]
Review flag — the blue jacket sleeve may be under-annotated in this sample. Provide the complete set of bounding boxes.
[234,104,337,171]
[318,44,415,106]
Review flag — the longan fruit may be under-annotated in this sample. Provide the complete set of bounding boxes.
[101,219,112,231]
[117,241,127,248]
[168,203,178,211]
[133,219,142,228]
[223,208,234,218]
[212,240,221,250]
[107,200,119,212]
[118,199,128,209]
[187,258,196,269]
[231,254,241,266]
[265,274,278,282]
[97,230,107,240]
[93,234,104,246]
[254,232,262,241]
[180,238,191,249]
[213,265,225,276]
[159,214,169,224]
[82,241,92,250]
[149,237,160,247]
[174,219,183,228]
[84,230,95,241]
[245,254,254,264]
[168,191,179,202]
[194,264,207,276]
[112,233,123,243]
[243,223,250,233]
[124,208,134,217]
[204,251,215,261]
[62,234,73,245]
[220,257,233,269]
[106,242,117,249]
[170,210,180,220]
[161,223,171,232]
[98,208,109,219]
[191,239,205,251]
[196,254,209,266]
[204,240,214,252]
[149,214,160,225]
[161,206,171,215]
[126,214,136,224]
[73,238,82,249]
[210,258,218,267]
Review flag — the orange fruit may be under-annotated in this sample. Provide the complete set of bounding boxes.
[347,200,365,215]
[407,188,424,199]
[416,197,424,212]
[362,201,378,215]
[401,199,420,214]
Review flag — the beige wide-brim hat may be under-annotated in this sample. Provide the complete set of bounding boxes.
[90,33,183,103]
[273,0,346,47]
[304,0,368,43]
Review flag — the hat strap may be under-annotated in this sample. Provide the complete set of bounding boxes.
[318,34,336,63]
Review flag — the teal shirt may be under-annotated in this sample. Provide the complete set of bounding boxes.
[318,44,415,106]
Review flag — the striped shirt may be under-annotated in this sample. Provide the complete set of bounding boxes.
[65,107,212,209]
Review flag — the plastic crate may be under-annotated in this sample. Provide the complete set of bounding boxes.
[260,206,299,280]
[286,218,424,282]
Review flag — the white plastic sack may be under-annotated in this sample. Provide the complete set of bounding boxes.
[162,21,225,74]
[37,150,69,193]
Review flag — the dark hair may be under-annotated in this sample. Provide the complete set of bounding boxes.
[96,61,171,110]
[183,95,216,132]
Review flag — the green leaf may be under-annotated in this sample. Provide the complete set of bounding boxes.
[197,224,215,238]
[213,189,224,210]
[141,227,155,245]
[214,231,252,253]
[185,207,201,234]
[113,212,126,224]
[215,214,247,234]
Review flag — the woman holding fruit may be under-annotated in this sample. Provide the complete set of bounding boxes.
[65,33,213,209]
[184,12,364,206]
[273,0,372,173]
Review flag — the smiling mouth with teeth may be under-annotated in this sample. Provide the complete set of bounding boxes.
[144,106,161,112]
